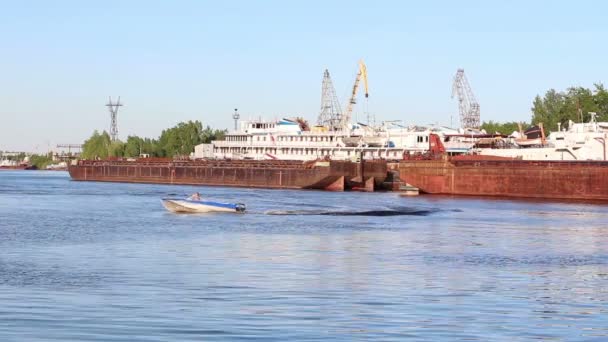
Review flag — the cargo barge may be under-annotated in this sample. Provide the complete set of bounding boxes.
[389,134,608,201]
[68,158,388,192]
[68,136,608,201]
[391,159,608,201]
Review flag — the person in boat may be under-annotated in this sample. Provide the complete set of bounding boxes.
[188,192,201,200]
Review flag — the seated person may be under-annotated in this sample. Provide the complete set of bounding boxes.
[188,192,201,200]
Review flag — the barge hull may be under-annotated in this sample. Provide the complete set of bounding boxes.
[393,159,608,201]
[68,159,388,191]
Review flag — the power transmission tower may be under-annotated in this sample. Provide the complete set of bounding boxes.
[451,69,480,129]
[106,96,123,141]
[317,69,343,130]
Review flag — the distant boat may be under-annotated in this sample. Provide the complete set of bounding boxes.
[161,198,246,213]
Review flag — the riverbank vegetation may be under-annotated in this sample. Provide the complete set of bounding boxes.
[481,84,608,135]
[82,121,226,159]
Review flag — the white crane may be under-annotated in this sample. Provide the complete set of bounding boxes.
[451,69,480,129]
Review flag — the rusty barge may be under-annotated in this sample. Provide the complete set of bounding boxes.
[68,158,388,192]
[390,159,608,201]
[69,141,608,201]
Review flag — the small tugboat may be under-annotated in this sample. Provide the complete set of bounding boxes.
[162,194,246,214]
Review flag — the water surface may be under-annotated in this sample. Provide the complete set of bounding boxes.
[1,171,607,341]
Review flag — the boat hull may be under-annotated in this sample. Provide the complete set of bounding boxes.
[162,199,245,213]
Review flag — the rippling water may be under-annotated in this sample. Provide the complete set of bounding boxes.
[1,171,607,341]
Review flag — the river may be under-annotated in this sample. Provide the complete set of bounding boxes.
[1,171,607,341]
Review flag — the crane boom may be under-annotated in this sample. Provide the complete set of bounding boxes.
[451,69,480,129]
[341,60,368,130]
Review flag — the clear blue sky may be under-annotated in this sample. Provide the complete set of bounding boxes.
[1,0,607,152]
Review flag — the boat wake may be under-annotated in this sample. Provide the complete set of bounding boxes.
[265,207,443,217]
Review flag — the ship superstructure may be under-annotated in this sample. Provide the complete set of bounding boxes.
[475,115,608,161]
[197,118,458,161]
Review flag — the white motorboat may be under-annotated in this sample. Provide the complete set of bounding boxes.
[162,198,246,213]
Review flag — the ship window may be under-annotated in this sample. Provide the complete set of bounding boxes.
[425,136,429,142]
[263,137,266,141]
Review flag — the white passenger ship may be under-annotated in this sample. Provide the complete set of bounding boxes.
[195,118,460,161]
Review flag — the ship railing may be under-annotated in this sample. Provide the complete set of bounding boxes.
[213,141,342,148]
[76,158,326,170]
[451,159,608,168]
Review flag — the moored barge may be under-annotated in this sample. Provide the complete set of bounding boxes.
[68,158,388,192]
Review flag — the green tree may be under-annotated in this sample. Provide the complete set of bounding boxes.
[109,141,126,157]
[594,83,608,121]
[481,121,527,135]
[81,121,226,159]
[82,131,112,159]
[200,126,227,143]
[531,85,607,132]
[29,153,53,169]
[124,136,144,157]
[157,121,205,157]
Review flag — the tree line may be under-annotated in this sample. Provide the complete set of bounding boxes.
[481,83,608,135]
[81,121,226,159]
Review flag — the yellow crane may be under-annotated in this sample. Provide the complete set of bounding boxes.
[341,59,368,129]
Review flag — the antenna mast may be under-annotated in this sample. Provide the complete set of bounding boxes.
[451,69,480,129]
[106,96,123,141]
[232,108,240,131]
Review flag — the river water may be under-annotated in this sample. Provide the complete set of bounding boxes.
[1,171,607,341]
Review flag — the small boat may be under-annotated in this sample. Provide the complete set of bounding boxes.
[161,198,246,213]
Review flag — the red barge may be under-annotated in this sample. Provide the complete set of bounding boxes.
[68,158,388,192]
[68,137,608,201]
[391,158,608,201]
[389,134,608,201]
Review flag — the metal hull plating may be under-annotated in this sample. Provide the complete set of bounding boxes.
[68,159,388,191]
[392,159,608,201]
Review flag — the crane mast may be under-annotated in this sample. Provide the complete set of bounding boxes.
[451,69,480,129]
[317,69,343,130]
[341,60,368,130]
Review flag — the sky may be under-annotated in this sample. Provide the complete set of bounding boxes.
[1,0,607,152]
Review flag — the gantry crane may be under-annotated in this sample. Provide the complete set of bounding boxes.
[341,59,369,130]
[451,69,480,129]
[317,69,343,130]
